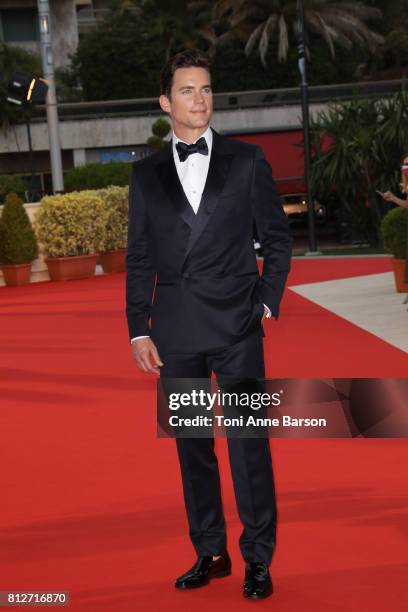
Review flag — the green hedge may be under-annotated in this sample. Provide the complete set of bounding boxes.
[0,175,26,203]
[64,162,132,191]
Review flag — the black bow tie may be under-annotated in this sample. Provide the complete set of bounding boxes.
[175,137,209,162]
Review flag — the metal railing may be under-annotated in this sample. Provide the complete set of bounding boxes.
[29,78,406,123]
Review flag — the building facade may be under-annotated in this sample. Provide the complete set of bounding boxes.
[0,0,110,69]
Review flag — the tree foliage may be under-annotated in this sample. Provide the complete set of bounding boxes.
[310,89,408,244]
[66,0,203,100]
[69,16,163,100]
[198,0,384,66]
[59,0,397,101]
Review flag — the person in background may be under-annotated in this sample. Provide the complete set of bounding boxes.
[379,154,408,292]
[379,154,408,208]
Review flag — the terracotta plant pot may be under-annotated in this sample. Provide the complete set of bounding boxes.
[99,249,127,273]
[1,263,32,287]
[391,258,408,293]
[45,254,98,281]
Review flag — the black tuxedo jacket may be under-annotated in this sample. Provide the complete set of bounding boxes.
[126,128,292,354]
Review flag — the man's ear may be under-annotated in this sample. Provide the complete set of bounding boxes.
[159,94,171,114]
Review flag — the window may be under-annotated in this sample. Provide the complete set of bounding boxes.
[1,9,39,42]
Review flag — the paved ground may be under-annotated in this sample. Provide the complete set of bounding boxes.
[290,272,408,355]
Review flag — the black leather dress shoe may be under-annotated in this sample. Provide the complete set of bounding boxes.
[175,551,232,589]
[243,562,273,599]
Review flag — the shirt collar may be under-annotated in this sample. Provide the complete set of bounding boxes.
[172,125,213,154]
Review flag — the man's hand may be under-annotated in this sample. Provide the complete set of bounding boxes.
[131,337,163,374]
[262,305,271,322]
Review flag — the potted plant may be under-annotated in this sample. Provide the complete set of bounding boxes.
[34,191,108,281]
[97,186,128,273]
[0,192,38,286]
[381,206,408,292]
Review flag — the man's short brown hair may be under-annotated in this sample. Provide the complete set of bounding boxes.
[160,49,212,98]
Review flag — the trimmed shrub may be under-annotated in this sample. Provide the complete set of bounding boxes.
[381,206,408,259]
[34,191,108,258]
[64,162,132,191]
[147,117,171,151]
[96,186,129,251]
[152,117,171,139]
[0,192,38,264]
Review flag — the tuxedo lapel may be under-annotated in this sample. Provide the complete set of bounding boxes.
[184,129,233,263]
[153,130,234,263]
[154,142,196,229]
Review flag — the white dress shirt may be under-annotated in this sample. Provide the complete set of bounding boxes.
[130,126,269,344]
[172,125,213,214]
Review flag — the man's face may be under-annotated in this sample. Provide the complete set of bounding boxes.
[159,67,213,134]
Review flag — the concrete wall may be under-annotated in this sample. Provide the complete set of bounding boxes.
[0,103,328,161]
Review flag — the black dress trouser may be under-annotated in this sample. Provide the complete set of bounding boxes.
[160,331,277,565]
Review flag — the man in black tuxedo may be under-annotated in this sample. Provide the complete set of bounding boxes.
[126,49,292,600]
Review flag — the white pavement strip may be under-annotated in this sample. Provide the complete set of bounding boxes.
[289,272,408,355]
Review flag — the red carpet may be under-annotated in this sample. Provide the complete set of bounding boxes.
[1,258,407,611]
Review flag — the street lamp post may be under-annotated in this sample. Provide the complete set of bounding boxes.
[37,0,64,193]
[297,0,318,254]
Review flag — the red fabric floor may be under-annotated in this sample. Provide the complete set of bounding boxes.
[0,258,407,611]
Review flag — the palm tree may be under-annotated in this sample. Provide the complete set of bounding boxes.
[203,0,384,65]
[310,89,408,244]
[188,1,236,55]
[382,0,408,73]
